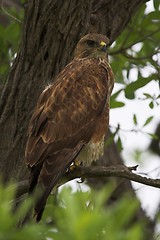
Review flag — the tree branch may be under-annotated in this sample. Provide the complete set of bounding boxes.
[14,164,160,205]
[62,165,160,189]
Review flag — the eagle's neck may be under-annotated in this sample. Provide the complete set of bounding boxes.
[75,50,107,60]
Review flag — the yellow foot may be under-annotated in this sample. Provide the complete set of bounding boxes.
[69,159,82,172]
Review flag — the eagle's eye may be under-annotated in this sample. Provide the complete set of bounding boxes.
[86,40,96,47]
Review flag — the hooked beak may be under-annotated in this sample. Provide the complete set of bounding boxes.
[100,41,107,52]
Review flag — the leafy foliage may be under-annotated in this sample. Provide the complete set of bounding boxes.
[109,1,160,157]
[0,182,48,240]
[0,182,146,240]
[110,1,160,100]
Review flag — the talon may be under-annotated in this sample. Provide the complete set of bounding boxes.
[69,158,82,172]
[74,158,82,167]
[69,165,76,172]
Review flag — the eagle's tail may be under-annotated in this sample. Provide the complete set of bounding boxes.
[34,144,84,222]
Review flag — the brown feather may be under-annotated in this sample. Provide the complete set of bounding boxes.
[34,143,84,221]
[25,58,110,165]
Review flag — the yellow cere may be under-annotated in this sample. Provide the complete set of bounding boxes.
[100,41,106,46]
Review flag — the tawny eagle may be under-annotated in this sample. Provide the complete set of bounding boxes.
[25,33,114,221]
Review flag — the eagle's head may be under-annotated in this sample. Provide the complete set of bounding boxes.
[74,33,110,59]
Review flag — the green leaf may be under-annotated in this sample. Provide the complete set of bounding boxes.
[117,136,123,152]
[143,116,153,127]
[110,55,127,83]
[133,149,142,163]
[110,100,125,109]
[147,11,160,21]
[147,133,159,140]
[143,93,153,99]
[133,114,138,126]
[156,94,160,100]
[153,0,160,11]
[110,89,125,108]
[125,74,157,99]
[149,101,154,109]
[111,89,123,100]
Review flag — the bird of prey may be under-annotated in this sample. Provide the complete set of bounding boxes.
[25,33,114,221]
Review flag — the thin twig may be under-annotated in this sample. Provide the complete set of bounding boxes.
[1,0,22,24]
